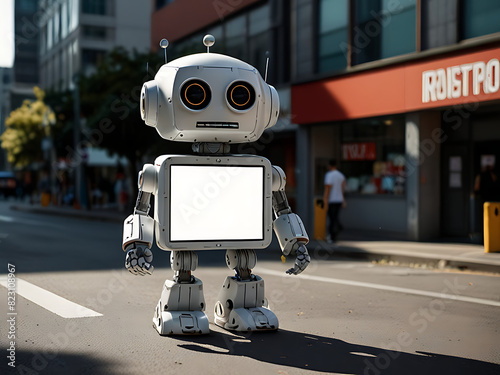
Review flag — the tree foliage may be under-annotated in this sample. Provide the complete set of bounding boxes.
[79,47,184,178]
[0,87,57,168]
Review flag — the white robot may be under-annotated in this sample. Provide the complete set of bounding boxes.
[122,35,310,335]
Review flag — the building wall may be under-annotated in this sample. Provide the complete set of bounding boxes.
[151,0,261,47]
[10,0,39,111]
[406,111,442,240]
[292,0,315,78]
[0,68,13,170]
[291,0,500,240]
[115,2,151,52]
[342,196,407,233]
[39,0,151,91]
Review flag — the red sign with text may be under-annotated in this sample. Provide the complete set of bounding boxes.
[292,45,500,124]
[342,143,376,161]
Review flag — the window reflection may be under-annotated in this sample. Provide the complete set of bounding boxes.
[318,0,349,73]
[352,0,416,65]
[461,0,500,40]
[341,117,406,196]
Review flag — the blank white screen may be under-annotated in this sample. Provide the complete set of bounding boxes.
[170,165,264,241]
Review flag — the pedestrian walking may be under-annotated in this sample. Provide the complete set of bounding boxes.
[323,159,346,243]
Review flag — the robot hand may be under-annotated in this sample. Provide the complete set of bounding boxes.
[286,243,311,275]
[125,243,154,276]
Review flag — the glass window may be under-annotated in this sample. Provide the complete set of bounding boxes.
[156,0,175,10]
[16,0,37,12]
[83,26,108,41]
[41,27,47,55]
[340,117,406,196]
[318,0,349,73]
[352,0,416,65]
[83,0,107,15]
[462,0,500,39]
[47,18,53,50]
[68,44,74,89]
[249,5,271,77]
[69,0,79,33]
[53,10,60,44]
[225,15,247,61]
[61,1,68,38]
[421,0,458,50]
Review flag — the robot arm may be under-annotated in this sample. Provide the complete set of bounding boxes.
[122,164,157,276]
[271,166,311,275]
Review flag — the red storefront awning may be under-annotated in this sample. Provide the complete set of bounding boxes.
[292,45,500,124]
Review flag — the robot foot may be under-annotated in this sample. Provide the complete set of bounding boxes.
[153,300,210,335]
[214,305,279,332]
[214,275,278,332]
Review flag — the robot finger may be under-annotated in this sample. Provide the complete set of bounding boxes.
[139,264,154,275]
[126,265,139,275]
[133,264,148,276]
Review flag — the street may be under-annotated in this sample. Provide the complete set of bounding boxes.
[0,201,499,375]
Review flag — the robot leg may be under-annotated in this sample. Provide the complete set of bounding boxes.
[214,249,279,332]
[153,251,210,335]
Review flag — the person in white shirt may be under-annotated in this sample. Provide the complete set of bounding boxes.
[323,159,346,243]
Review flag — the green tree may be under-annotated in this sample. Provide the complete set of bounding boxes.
[79,47,187,182]
[0,87,57,168]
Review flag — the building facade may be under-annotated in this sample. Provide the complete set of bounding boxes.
[10,0,39,110]
[38,0,152,91]
[151,0,500,241]
[0,67,14,170]
[292,0,500,241]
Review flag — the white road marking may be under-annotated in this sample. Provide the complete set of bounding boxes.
[0,276,102,318]
[257,268,500,307]
[0,215,14,222]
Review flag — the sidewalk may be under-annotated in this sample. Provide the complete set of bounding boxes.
[9,203,500,274]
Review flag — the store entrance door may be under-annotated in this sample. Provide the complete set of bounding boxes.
[472,141,500,235]
[441,144,471,237]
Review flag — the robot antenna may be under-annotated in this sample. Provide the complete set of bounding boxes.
[264,51,270,82]
[160,38,169,63]
[203,34,215,53]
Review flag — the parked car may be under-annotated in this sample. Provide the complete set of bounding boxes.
[0,171,18,198]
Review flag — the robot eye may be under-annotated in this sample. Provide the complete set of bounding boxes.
[180,79,211,110]
[227,81,255,111]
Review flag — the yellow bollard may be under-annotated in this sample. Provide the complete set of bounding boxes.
[484,202,500,253]
[41,193,51,207]
[314,198,327,240]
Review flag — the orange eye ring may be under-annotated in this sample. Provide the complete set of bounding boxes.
[227,81,255,111]
[230,85,251,107]
[184,83,206,106]
[180,79,211,110]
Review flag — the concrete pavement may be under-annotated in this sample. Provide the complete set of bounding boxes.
[8,202,500,274]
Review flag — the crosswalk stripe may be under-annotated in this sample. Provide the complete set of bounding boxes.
[0,276,103,318]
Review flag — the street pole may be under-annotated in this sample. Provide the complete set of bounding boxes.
[42,107,57,204]
[73,75,82,208]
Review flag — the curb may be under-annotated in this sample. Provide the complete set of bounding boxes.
[326,245,500,274]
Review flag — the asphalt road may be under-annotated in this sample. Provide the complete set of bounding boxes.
[0,201,499,375]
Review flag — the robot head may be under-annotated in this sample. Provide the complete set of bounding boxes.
[140,35,280,144]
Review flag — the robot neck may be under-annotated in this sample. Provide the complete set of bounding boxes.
[192,142,231,155]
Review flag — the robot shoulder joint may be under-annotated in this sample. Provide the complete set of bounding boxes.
[138,164,158,193]
[272,165,286,192]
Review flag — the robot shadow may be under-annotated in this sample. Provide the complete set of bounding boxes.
[173,327,499,375]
